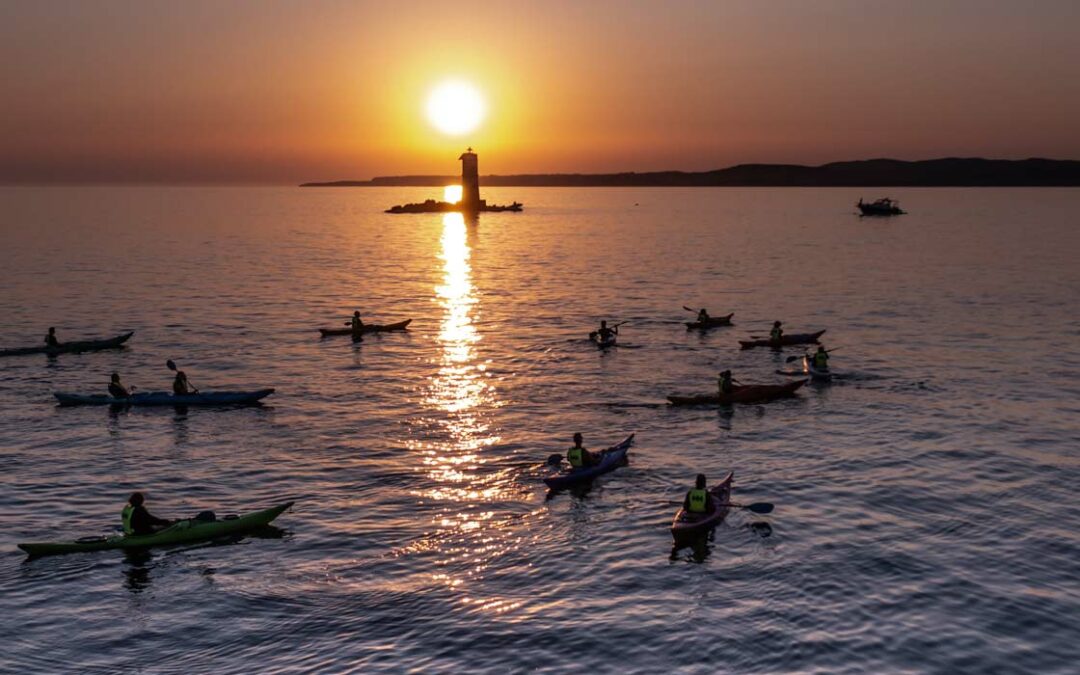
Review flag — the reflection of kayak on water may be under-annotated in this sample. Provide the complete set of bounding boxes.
[18,501,294,557]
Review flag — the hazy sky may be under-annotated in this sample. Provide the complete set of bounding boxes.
[2,0,1078,183]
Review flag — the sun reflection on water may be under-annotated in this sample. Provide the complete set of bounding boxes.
[405,213,529,614]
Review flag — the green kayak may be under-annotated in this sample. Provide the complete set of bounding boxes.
[18,501,293,557]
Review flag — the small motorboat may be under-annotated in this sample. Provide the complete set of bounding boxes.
[857,197,905,216]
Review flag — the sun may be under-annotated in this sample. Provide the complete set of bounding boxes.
[426,81,486,136]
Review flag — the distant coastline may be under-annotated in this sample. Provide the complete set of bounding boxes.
[301,157,1080,187]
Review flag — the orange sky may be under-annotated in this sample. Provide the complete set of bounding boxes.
[1,1,1079,183]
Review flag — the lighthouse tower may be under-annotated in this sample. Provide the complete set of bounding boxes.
[459,148,481,212]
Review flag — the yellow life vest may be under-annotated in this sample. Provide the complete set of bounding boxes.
[814,351,829,369]
[567,446,585,468]
[121,505,134,535]
[688,488,708,513]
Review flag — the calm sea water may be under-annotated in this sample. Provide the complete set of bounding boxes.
[1,186,1078,673]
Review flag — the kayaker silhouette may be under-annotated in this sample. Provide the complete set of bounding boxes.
[567,432,598,468]
[683,474,716,514]
[167,360,198,395]
[108,372,132,398]
[349,310,364,343]
[45,327,58,347]
[770,321,784,342]
[697,308,710,323]
[121,492,174,536]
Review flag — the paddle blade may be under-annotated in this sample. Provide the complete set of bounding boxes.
[546,453,563,466]
[166,359,177,371]
[744,502,774,514]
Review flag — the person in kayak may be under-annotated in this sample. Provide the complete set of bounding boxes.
[567,433,598,468]
[122,492,174,536]
[770,321,784,342]
[45,327,59,347]
[596,321,618,342]
[811,345,830,371]
[718,370,738,395]
[683,474,716,515]
[108,372,132,398]
[349,311,364,343]
[697,308,710,323]
[172,367,193,395]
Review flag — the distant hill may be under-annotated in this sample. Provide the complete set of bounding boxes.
[301,158,1080,187]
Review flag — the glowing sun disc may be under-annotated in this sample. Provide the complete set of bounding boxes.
[427,81,485,136]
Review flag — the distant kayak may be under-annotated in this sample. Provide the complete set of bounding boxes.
[0,331,133,358]
[544,434,634,490]
[18,501,293,557]
[685,313,734,330]
[667,380,806,405]
[803,355,833,382]
[55,389,275,407]
[671,472,733,542]
[739,330,826,350]
[318,319,412,336]
[590,332,617,349]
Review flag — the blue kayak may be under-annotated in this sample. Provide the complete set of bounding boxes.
[55,389,275,407]
[544,434,634,489]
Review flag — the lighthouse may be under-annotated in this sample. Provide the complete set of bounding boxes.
[459,147,481,212]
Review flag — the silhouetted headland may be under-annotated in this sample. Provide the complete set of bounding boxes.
[302,157,1080,188]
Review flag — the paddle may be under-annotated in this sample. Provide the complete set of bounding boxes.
[166,359,200,394]
[785,347,840,363]
[668,500,773,514]
[683,306,698,313]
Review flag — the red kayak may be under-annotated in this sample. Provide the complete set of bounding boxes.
[671,472,734,542]
[685,313,734,330]
[318,319,412,336]
[667,379,806,405]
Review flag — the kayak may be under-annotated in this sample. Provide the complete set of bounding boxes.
[802,355,833,382]
[544,434,634,490]
[0,331,134,357]
[739,329,826,350]
[685,313,734,330]
[55,389,275,407]
[18,501,293,557]
[590,332,617,349]
[318,319,412,336]
[671,472,733,542]
[667,379,806,405]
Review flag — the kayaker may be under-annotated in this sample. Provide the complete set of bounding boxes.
[697,308,710,323]
[349,311,364,343]
[108,372,131,398]
[45,327,58,347]
[811,345,830,371]
[172,367,193,395]
[567,432,598,468]
[683,474,716,514]
[718,370,737,395]
[122,492,174,536]
[770,321,784,342]
[596,321,618,341]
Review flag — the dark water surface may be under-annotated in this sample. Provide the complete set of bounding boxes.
[1,187,1078,673]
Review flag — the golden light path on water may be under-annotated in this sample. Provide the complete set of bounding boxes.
[408,212,525,614]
